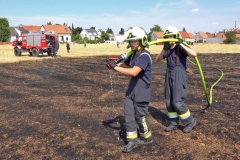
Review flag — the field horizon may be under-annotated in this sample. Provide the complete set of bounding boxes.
[0,43,240,63]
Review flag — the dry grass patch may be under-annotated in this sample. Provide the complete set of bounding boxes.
[0,43,240,64]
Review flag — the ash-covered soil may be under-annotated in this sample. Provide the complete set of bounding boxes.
[0,54,239,160]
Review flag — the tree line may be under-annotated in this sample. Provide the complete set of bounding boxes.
[0,18,11,42]
[0,17,238,44]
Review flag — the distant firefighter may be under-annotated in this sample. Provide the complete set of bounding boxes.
[66,42,70,52]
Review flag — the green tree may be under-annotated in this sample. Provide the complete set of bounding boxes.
[150,24,162,32]
[71,27,83,41]
[119,28,124,34]
[90,26,95,29]
[72,34,81,42]
[101,31,109,41]
[223,32,236,44]
[106,28,113,34]
[72,27,83,35]
[0,18,11,42]
[148,24,163,41]
[72,23,74,31]
[47,22,52,25]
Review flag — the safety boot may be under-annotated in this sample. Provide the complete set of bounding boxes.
[165,124,178,132]
[138,137,153,145]
[183,119,197,133]
[122,141,138,153]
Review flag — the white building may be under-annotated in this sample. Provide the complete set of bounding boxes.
[105,28,132,44]
[8,26,29,42]
[41,25,72,42]
[80,29,102,40]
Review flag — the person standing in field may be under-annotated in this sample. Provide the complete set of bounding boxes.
[84,41,86,47]
[50,38,57,57]
[156,26,197,133]
[106,27,153,153]
[66,42,70,53]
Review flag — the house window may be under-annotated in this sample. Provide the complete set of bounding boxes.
[66,37,68,41]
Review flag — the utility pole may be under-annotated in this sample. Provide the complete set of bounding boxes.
[235,20,237,30]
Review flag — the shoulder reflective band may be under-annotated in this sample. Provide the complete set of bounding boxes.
[139,52,152,65]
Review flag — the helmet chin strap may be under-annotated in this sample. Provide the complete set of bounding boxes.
[132,46,142,51]
[131,46,142,52]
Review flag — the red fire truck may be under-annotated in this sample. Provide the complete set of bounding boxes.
[12,31,58,57]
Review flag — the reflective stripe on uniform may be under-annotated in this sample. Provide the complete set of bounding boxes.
[140,116,151,138]
[130,52,152,66]
[126,131,138,139]
[142,116,148,133]
[140,131,152,139]
[179,109,191,119]
[138,52,152,65]
[168,112,178,118]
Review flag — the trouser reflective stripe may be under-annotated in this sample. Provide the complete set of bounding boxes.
[168,112,178,118]
[139,116,151,139]
[179,109,191,120]
[139,131,152,139]
[126,131,138,139]
[142,116,148,133]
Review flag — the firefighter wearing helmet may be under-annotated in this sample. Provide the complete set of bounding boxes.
[163,26,181,39]
[125,27,148,50]
[106,27,153,152]
[156,26,198,133]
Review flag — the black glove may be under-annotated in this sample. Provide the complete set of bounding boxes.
[106,59,117,70]
[163,42,171,51]
[178,38,183,44]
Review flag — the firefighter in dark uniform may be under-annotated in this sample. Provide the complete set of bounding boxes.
[50,38,57,57]
[106,27,153,152]
[156,26,197,133]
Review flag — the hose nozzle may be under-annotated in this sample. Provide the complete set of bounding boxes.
[105,51,134,69]
[116,53,128,63]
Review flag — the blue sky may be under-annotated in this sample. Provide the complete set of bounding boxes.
[1,0,240,34]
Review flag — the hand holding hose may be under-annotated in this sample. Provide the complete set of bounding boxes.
[106,59,117,70]
[163,42,171,51]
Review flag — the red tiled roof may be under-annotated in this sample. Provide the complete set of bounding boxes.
[206,32,215,38]
[232,29,240,33]
[153,32,164,38]
[179,32,190,38]
[198,32,208,38]
[42,25,72,34]
[188,33,195,39]
[215,33,226,39]
[236,34,240,38]
[22,25,41,31]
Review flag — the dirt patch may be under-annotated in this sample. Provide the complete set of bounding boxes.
[0,54,239,159]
